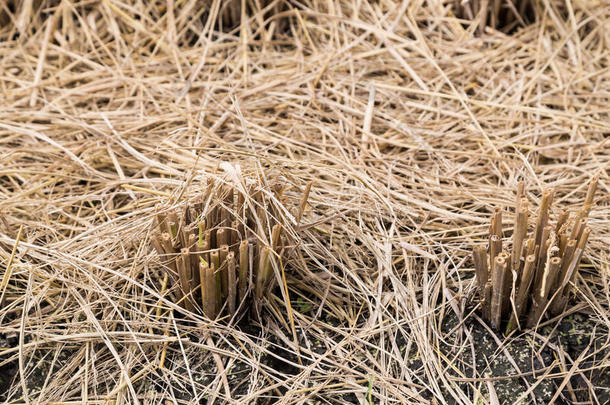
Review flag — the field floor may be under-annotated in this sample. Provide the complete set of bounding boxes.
[0,1,609,404]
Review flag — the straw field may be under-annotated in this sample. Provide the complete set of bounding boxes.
[0,0,609,404]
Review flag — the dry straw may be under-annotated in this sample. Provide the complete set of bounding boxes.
[474,177,599,333]
[0,0,608,403]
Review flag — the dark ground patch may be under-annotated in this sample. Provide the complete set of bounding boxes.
[2,306,607,404]
[0,333,18,402]
[439,311,610,404]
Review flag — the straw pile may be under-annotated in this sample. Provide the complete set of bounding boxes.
[0,0,608,404]
[474,178,599,332]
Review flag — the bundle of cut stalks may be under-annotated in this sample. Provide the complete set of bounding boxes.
[151,173,311,320]
[473,177,598,333]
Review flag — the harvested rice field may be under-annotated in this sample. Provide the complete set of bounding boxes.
[0,1,609,404]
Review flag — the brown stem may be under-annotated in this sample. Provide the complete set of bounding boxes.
[534,189,554,248]
[239,241,249,303]
[511,200,528,270]
[473,246,489,291]
[507,254,536,332]
[255,247,270,300]
[491,255,508,330]
[227,252,236,317]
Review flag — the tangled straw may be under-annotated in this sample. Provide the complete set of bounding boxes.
[473,177,599,333]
